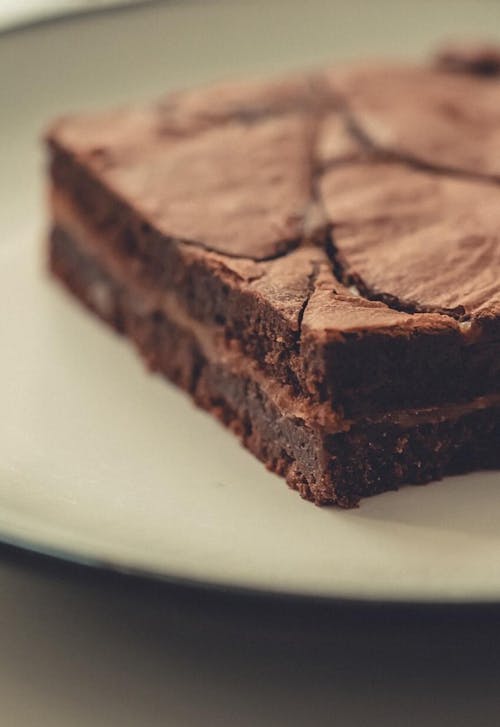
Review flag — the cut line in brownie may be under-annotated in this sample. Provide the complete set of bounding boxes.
[322,159,500,323]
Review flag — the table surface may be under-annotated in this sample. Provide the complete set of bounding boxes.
[1,549,500,727]
[3,2,500,724]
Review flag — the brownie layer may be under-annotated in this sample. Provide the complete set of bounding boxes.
[49,160,500,419]
[49,224,500,507]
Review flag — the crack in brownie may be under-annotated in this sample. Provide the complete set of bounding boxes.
[45,48,500,506]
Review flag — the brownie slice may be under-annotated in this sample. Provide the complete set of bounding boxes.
[45,53,500,506]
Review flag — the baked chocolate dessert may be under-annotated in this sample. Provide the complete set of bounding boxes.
[46,52,500,507]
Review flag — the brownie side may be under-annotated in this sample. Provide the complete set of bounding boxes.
[49,161,319,393]
[49,225,332,500]
[49,225,500,507]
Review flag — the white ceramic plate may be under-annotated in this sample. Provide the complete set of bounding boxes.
[2,0,500,605]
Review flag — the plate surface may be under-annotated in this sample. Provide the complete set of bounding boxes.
[2,0,500,604]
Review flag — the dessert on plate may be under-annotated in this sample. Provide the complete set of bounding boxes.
[46,46,500,507]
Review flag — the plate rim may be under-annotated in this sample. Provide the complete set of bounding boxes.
[3,529,500,622]
[0,0,184,38]
[3,0,500,616]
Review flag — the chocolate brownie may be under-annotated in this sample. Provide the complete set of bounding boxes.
[45,50,500,506]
